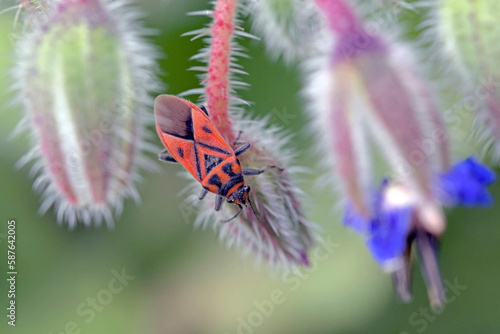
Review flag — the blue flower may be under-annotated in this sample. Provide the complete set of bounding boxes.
[343,181,414,267]
[342,203,367,234]
[437,157,496,207]
[343,157,496,268]
[366,206,413,267]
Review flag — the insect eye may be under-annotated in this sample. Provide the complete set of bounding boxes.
[227,198,234,203]
[244,185,251,193]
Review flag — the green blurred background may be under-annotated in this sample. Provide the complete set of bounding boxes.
[0,1,499,333]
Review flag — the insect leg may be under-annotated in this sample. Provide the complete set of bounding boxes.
[199,188,209,200]
[233,130,243,145]
[242,165,284,175]
[234,142,251,157]
[158,150,178,163]
[214,195,224,211]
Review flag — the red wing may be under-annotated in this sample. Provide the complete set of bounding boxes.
[196,145,232,181]
[154,95,199,181]
[154,94,236,183]
[185,100,234,154]
[161,132,203,182]
[154,95,195,141]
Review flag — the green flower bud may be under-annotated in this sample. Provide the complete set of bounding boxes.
[438,0,500,157]
[17,0,158,227]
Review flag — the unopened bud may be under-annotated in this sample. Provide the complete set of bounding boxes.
[17,0,158,227]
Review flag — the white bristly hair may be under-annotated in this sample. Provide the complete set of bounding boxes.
[178,0,319,272]
[13,0,161,228]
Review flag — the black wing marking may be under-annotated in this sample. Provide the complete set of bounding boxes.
[204,154,224,175]
[200,105,209,116]
[208,174,223,188]
[154,95,195,140]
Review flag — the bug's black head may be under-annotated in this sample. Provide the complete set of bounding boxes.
[227,185,250,206]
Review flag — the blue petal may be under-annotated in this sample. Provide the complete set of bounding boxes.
[366,206,413,266]
[342,179,413,266]
[451,157,496,184]
[438,157,496,207]
[342,179,388,233]
[342,203,368,233]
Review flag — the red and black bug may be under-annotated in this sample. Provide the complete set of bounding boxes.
[154,95,278,221]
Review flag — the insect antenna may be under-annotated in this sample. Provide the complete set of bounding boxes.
[221,204,243,223]
[248,196,258,218]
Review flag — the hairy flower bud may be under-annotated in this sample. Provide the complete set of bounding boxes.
[436,0,500,158]
[307,32,449,226]
[185,118,316,270]
[175,0,317,270]
[16,0,158,227]
[0,1,55,26]
[308,0,495,309]
[248,0,324,63]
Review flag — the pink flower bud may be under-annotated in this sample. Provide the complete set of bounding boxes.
[186,118,316,270]
[176,0,318,270]
[16,0,159,227]
[309,0,449,226]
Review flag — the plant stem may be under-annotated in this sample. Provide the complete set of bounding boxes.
[207,0,237,141]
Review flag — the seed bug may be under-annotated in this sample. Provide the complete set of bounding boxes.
[154,95,281,222]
